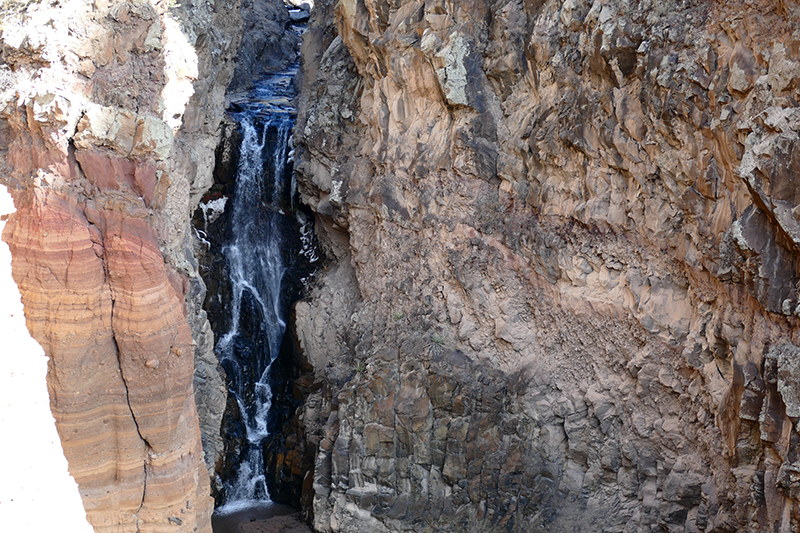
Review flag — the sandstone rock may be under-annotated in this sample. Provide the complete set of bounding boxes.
[0,0,244,529]
[3,188,210,532]
[0,185,94,533]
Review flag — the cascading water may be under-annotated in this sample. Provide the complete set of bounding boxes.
[212,63,314,515]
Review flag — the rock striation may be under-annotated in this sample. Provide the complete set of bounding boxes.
[226,0,301,93]
[0,184,94,533]
[0,0,241,530]
[293,0,800,531]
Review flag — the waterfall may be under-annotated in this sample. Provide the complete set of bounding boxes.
[214,64,303,514]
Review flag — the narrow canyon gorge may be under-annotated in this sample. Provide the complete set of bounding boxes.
[2,0,800,532]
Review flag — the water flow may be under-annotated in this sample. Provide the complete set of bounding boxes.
[216,65,298,514]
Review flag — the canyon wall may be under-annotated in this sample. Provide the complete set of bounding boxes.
[0,185,94,533]
[293,0,800,531]
[0,0,242,530]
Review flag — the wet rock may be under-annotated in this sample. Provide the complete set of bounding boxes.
[228,0,300,93]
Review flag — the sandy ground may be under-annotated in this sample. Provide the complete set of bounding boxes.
[212,502,312,533]
[0,185,94,532]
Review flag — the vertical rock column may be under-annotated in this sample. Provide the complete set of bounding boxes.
[0,186,94,533]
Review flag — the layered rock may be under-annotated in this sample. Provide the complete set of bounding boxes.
[294,0,800,531]
[4,185,206,532]
[0,185,93,533]
[0,0,241,530]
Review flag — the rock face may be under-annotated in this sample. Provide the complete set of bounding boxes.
[0,0,241,530]
[293,0,800,531]
[0,185,94,533]
[226,0,301,93]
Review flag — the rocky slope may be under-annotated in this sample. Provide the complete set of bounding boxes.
[0,0,241,530]
[293,0,800,531]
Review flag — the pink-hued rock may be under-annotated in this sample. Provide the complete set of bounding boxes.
[3,186,211,533]
[0,184,94,533]
[0,0,242,530]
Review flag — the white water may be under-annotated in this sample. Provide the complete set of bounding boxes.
[216,65,298,512]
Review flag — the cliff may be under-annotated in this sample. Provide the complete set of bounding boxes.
[0,185,94,532]
[294,0,800,531]
[5,0,800,531]
[0,0,241,530]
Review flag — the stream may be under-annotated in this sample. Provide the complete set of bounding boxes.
[210,61,317,517]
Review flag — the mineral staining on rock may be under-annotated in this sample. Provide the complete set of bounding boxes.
[0,0,240,530]
[293,0,800,531]
[435,32,470,107]
[0,185,94,533]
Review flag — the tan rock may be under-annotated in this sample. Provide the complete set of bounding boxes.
[294,0,800,531]
[3,187,212,533]
[0,0,244,528]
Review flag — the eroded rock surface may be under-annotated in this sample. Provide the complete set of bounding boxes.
[0,0,241,530]
[0,185,94,533]
[226,0,301,93]
[294,0,800,531]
